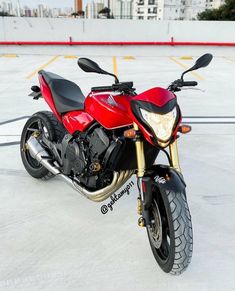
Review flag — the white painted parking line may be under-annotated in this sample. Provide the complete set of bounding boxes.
[183,116,235,124]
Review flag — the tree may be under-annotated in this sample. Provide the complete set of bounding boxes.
[198,0,235,20]
[0,11,13,16]
[71,10,85,18]
[98,7,114,18]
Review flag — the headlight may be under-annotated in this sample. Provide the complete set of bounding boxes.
[140,107,177,142]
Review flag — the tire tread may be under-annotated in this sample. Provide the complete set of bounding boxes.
[166,190,193,275]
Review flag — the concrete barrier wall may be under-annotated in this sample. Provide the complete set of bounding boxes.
[0,17,235,43]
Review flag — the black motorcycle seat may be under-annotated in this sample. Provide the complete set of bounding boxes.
[39,70,85,114]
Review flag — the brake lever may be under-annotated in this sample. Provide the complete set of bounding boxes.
[167,79,183,92]
[180,87,205,92]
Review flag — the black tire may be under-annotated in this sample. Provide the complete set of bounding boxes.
[20,111,66,180]
[147,188,193,275]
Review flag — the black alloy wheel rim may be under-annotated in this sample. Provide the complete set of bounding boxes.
[149,192,171,262]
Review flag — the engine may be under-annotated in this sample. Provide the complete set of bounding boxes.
[62,126,121,190]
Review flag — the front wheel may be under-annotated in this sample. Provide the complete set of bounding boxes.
[147,187,193,275]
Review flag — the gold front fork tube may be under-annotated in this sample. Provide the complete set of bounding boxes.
[133,123,146,177]
[169,140,181,173]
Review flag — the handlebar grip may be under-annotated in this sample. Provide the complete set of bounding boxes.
[91,86,113,92]
[182,81,198,87]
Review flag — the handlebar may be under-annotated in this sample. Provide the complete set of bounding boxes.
[91,82,135,94]
[181,81,198,87]
[168,79,198,92]
[91,85,113,91]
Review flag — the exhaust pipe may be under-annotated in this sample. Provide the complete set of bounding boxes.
[27,136,133,202]
[27,136,60,175]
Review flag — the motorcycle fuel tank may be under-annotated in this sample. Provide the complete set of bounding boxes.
[85,92,133,129]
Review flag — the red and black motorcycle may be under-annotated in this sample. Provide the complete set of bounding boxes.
[21,54,212,274]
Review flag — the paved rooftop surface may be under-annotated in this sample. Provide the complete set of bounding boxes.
[0,45,235,291]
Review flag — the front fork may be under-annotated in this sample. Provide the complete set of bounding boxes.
[133,123,181,227]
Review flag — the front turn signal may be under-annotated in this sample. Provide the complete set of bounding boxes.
[178,124,192,134]
[124,129,137,139]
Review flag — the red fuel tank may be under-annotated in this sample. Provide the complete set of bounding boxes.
[85,92,133,129]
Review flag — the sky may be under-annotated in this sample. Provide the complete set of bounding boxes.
[12,0,74,8]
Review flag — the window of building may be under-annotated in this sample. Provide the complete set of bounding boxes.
[148,0,155,4]
[137,0,144,5]
[137,8,144,14]
[138,16,144,19]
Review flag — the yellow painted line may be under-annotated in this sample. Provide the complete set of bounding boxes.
[180,56,193,60]
[2,54,18,58]
[64,55,78,59]
[26,55,60,80]
[123,56,135,60]
[169,57,204,81]
[112,56,117,76]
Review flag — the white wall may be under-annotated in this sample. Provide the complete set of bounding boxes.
[0,17,234,43]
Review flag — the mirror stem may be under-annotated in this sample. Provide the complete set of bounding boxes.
[106,72,119,84]
[181,69,190,81]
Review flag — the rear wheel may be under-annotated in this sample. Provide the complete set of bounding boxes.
[20,111,66,180]
[147,187,193,275]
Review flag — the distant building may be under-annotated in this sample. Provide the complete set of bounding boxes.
[110,0,134,19]
[184,0,207,20]
[75,0,83,12]
[38,4,44,17]
[15,2,21,16]
[0,0,226,19]
[86,1,104,18]
[133,0,157,20]
[133,0,224,20]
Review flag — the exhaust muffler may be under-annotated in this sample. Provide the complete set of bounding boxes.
[27,136,133,202]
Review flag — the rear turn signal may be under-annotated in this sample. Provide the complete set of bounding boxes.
[124,129,137,139]
[178,125,192,134]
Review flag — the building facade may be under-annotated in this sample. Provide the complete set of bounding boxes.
[133,0,224,20]
[110,0,134,19]
[85,1,104,18]
[75,0,83,12]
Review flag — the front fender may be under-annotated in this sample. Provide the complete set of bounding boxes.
[149,164,186,193]
[139,165,186,226]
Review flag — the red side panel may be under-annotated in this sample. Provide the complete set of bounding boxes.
[63,111,94,134]
[38,75,62,122]
[85,93,132,129]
